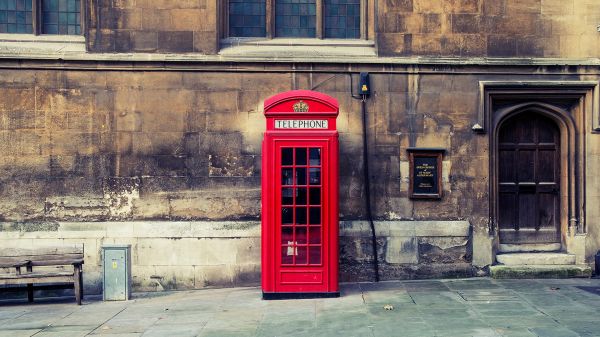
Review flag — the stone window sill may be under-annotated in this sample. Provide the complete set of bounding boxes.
[219,38,376,59]
[0,33,85,55]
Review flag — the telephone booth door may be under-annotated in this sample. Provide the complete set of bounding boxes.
[262,90,339,299]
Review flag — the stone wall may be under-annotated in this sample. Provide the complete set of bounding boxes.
[0,220,471,293]
[376,0,600,57]
[84,0,600,58]
[0,62,599,284]
[87,0,218,53]
[0,65,498,226]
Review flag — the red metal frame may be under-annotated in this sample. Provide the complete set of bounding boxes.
[262,90,339,298]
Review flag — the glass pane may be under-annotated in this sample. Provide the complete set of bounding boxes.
[309,187,320,205]
[296,227,307,244]
[41,0,80,35]
[296,187,307,205]
[282,148,293,165]
[324,0,360,38]
[296,168,306,185]
[282,207,293,224]
[281,226,293,244]
[309,148,321,165]
[275,0,315,37]
[0,0,32,33]
[296,246,307,264]
[309,227,321,244]
[309,168,320,185]
[295,148,307,165]
[309,246,321,264]
[282,188,293,205]
[282,168,293,185]
[296,206,307,224]
[229,0,265,37]
[281,246,293,264]
[309,207,320,225]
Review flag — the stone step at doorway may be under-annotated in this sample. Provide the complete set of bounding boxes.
[496,252,576,265]
[499,243,561,253]
[490,264,592,279]
[492,250,592,279]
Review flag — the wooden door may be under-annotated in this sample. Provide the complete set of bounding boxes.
[498,113,561,244]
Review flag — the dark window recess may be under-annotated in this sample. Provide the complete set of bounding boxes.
[0,0,33,33]
[42,0,80,35]
[324,0,360,38]
[228,0,265,37]
[275,0,316,37]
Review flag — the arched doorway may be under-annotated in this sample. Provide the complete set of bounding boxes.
[497,112,561,244]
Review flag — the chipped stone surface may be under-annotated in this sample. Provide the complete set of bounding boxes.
[385,237,419,264]
[419,237,470,264]
[208,154,255,177]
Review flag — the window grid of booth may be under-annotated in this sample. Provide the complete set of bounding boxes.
[280,147,322,266]
[0,0,81,34]
[227,0,362,39]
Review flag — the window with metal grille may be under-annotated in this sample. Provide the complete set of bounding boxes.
[0,0,82,35]
[225,0,364,39]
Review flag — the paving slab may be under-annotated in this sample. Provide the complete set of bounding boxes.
[0,277,599,336]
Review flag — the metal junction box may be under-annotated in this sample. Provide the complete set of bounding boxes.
[102,244,132,301]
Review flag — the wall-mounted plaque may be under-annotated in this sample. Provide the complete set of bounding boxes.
[407,148,445,199]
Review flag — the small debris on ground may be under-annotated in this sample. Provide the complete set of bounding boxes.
[383,304,394,310]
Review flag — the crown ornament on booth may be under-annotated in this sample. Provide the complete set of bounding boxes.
[293,100,309,112]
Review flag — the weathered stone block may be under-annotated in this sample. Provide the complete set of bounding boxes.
[451,14,480,34]
[132,31,158,51]
[157,31,194,53]
[208,153,256,177]
[384,0,413,12]
[194,265,234,288]
[132,197,170,219]
[443,0,480,13]
[193,30,218,53]
[418,237,469,263]
[385,237,419,264]
[413,0,443,13]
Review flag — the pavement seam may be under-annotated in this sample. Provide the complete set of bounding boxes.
[30,304,84,336]
[83,306,128,336]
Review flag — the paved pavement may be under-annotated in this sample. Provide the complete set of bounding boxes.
[1,278,599,337]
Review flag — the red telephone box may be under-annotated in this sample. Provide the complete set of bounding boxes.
[262,90,340,299]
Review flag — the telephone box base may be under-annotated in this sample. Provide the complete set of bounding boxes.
[262,292,340,300]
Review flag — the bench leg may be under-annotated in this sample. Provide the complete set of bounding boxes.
[74,264,82,305]
[26,265,33,302]
[27,284,33,302]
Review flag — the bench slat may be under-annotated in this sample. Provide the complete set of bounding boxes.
[0,254,83,265]
[0,246,83,257]
[0,271,74,279]
[0,259,30,268]
[0,275,75,286]
[0,253,83,260]
[30,259,84,266]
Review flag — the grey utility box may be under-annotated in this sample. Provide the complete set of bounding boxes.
[102,244,132,301]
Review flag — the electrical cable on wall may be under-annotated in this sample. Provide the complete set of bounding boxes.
[349,72,380,282]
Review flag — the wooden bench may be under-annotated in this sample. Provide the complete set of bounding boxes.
[0,246,84,305]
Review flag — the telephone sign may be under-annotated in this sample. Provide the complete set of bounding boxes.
[262,90,340,299]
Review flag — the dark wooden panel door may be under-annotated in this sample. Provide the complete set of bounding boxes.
[498,113,561,244]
